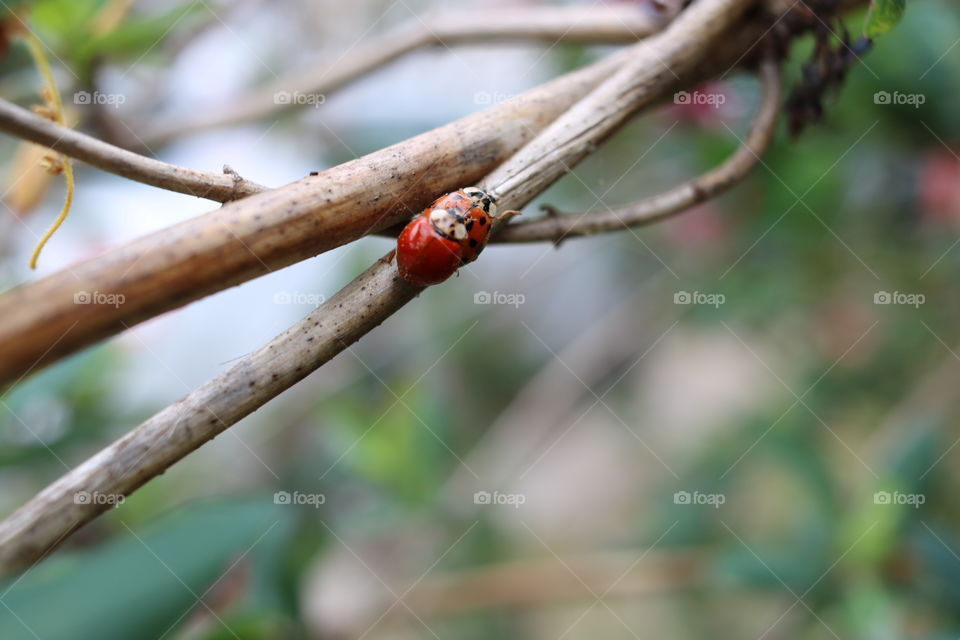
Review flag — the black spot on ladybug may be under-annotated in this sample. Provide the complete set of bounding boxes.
[466,220,474,231]
[469,238,478,247]
[478,217,487,226]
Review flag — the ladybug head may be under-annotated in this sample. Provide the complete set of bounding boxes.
[462,186,498,217]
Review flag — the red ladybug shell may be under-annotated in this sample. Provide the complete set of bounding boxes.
[396,215,463,286]
[396,187,497,286]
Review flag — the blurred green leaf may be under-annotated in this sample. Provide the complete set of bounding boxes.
[909,524,960,611]
[74,3,206,65]
[0,498,292,640]
[864,0,906,38]
[0,347,130,468]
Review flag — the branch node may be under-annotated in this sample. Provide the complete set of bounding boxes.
[539,204,569,248]
[222,164,247,202]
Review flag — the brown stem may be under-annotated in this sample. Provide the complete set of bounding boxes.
[0,99,267,202]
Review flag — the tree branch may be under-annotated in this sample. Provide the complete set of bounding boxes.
[0,48,630,389]
[0,0,758,577]
[139,4,670,146]
[494,56,781,243]
[0,0,848,389]
[0,98,267,202]
[314,550,703,636]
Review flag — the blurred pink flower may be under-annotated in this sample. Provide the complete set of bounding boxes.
[918,149,960,228]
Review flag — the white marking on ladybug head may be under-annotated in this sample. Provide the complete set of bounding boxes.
[462,186,498,217]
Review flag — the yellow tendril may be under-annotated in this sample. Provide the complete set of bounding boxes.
[21,27,74,269]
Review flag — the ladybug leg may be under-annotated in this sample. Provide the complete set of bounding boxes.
[495,209,522,222]
[380,248,397,265]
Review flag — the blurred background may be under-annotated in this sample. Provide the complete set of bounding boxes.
[2,0,960,638]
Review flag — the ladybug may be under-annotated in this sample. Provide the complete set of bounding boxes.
[396,186,504,286]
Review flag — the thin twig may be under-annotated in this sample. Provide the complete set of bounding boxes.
[0,0,757,576]
[494,56,781,243]
[0,98,267,202]
[314,550,704,636]
[140,5,669,146]
[17,27,77,270]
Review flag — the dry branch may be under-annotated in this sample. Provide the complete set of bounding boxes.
[327,550,704,635]
[0,49,629,389]
[0,0,838,389]
[0,0,758,576]
[140,5,669,146]
[495,56,781,242]
[0,98,267,202]
[403,549,702,614]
